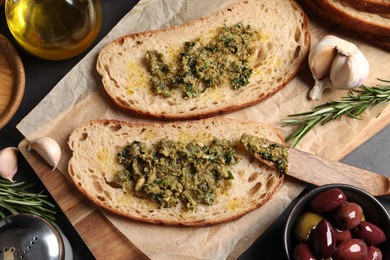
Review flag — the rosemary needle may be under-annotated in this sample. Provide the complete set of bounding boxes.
[283,79,390,148]
[0,177,57,222]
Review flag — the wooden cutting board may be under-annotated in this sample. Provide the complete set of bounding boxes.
[18,118,390,259]
[17,1,390,259]
[18,139,149,260]
[0,34,25,129]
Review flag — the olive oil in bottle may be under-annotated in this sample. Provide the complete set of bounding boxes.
[5,0,102,60]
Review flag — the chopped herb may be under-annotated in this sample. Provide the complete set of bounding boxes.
[146,23,258,98]
[240,134,288,173]
[115,138,239,210]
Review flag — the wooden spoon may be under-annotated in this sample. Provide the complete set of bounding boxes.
[241,135,390,196]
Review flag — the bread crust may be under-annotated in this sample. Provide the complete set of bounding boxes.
[340,0,390,14]
[356,31,390,50]
[301,0,390,50]
[96,0,310,120]
[308,0,390,37]
[67,118,285,226]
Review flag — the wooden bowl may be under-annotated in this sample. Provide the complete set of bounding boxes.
[0,34,25,129]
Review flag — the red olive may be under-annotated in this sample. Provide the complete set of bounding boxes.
[333,239,368,260]
[353,221,387,246]
[293,243,316,260]
[334,202,363,230]
[309,188,347,214]
[366,246,383,260]
[311,219,336,258]
[334,228,352,243]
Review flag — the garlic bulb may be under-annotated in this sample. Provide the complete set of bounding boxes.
[0,147,19,181]
[28,137,61,171]
[308,35,369,100]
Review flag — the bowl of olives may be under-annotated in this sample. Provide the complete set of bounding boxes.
[284,184,390,260]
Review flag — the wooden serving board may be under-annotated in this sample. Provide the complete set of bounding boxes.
[18,139,149,260]
[17,1,390,259]
[0,34,25,129]
[19,119,390,259]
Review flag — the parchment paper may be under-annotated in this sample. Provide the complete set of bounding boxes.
[17,0,390,259]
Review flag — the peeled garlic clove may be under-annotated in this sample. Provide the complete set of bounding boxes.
[0,147,19,181]
[28,137,61,171]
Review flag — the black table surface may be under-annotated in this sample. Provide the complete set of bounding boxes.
[1,1,389,259]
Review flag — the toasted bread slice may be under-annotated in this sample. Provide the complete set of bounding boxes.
[308,0,390,37]
[96,0,310,120]
[340,0,390,14]
[67,118,285,226]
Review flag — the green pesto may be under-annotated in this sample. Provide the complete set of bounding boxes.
[114,138,239,210]
[146,22,257,98]
[240,133,288,173]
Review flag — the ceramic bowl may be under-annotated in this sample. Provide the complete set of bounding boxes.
[283,184,390,259]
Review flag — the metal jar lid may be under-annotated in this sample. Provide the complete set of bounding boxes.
[0,213,64,259]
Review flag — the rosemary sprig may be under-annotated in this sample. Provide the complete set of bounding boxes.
[0,177,57,222]
[283,79,390,148]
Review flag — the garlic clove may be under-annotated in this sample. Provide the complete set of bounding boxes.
[330,54,357,89]
[308,35,339,100]
[28,137,61,171]
[308,35,369,100]
[330,51,369,90]
[334,39,359,56]
[309,78,331,100]
[309,43,336,80]
[0,147,19,181]
[356,54,369,87]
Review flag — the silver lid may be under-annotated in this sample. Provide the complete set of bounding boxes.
[0,213,64,260]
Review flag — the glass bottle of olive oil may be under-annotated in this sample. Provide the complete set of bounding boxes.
[5,0,102,60]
